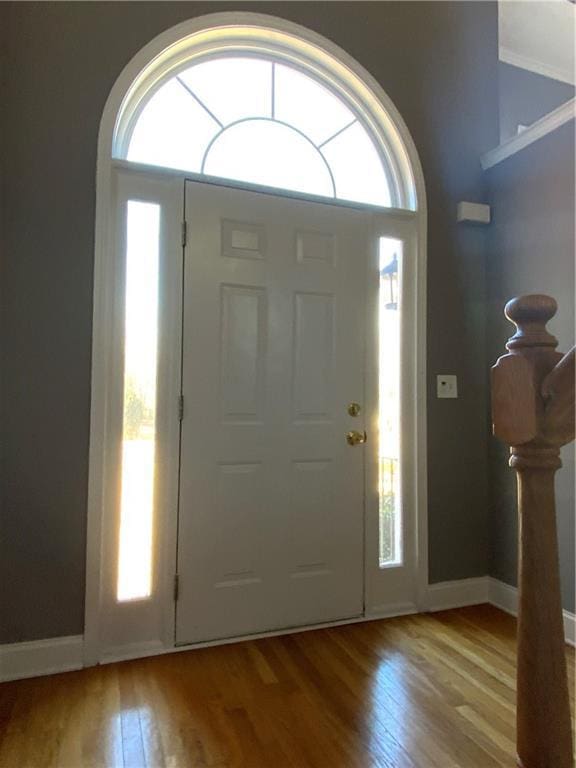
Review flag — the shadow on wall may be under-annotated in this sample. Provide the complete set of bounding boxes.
[486,121,575,612]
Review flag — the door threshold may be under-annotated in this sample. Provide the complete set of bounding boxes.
[98,603,418,665]
[174,612,365,649]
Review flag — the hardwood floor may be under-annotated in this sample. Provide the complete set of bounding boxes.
[0,605,574,768]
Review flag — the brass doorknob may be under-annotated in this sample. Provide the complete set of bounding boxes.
[346,430,367,446]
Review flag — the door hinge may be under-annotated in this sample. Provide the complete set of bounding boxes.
[181,220,187,247]
[178,395,184,421]
[173,574,180,602]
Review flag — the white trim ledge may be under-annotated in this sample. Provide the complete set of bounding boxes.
[481,98,575,171]
[0,635,84,683]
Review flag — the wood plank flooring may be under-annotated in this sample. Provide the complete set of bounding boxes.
[0,605,574,768]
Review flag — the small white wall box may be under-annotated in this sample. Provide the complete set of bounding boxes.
[457,202,491,225]
[437,374,458,399]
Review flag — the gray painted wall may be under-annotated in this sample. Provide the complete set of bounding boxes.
[0,2,498,643]
[499,62,575,143]
[486,122,575,612]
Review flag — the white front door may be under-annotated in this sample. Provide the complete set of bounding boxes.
[175,181,371,644]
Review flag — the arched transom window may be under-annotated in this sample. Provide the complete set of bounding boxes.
[125,57,393,207]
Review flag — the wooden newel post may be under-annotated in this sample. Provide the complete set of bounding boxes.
[492,294,575,768]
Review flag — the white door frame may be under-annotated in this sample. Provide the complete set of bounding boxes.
[85,162,427,664]
[84,13,428,666]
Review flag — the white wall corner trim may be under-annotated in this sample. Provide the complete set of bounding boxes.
[0,635,84,683]
[481,98,575,171]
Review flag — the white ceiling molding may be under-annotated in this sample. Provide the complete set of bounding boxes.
[500,46,575,86]
[481,97,575,170]
[499,0,576,86]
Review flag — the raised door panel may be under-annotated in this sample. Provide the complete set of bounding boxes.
[220,286,266,424]
[289,459,334,577]
[213,462,265,586]
[292,292,335,422]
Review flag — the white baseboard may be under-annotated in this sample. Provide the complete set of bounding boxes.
[487,576,518,616]
[1,602,419,677]
[426,576,490,611]
[2,580,573,682]
[426,576,575,648]
[0,635,84,683]
[488,577,575,648]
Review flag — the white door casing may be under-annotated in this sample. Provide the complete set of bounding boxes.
[176,181,370,644]
[86,13,428,665]
[87,162,425,663]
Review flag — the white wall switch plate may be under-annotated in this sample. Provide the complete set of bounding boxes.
[437,374,458,398]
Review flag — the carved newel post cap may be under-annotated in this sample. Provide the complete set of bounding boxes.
[505,294,558,350]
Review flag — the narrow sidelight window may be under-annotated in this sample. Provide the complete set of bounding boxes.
[117,201,160,601]
[379,237,402,567]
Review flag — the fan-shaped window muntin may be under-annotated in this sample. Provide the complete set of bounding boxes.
[125,57,393,207]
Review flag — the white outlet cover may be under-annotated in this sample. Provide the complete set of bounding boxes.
[437,374,458,399]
